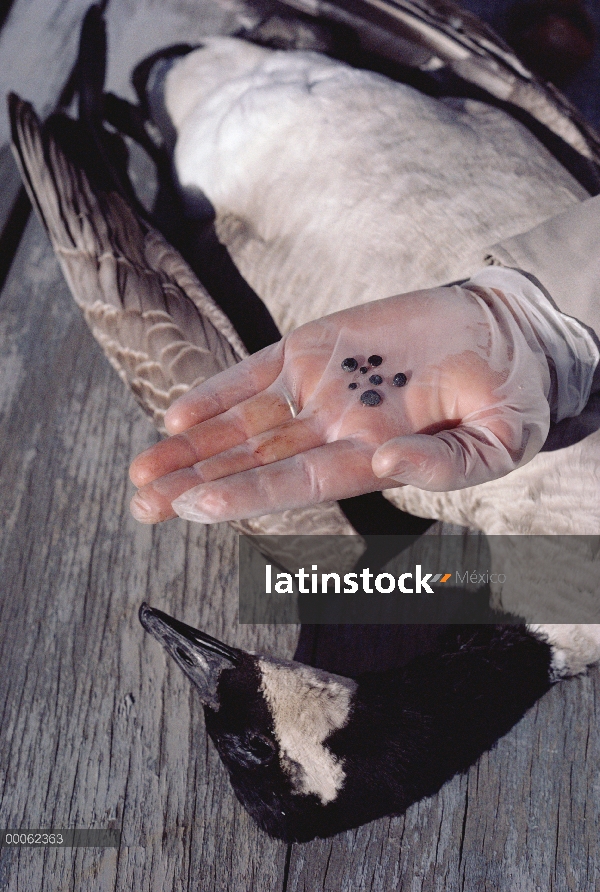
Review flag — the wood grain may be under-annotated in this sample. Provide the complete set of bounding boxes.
[0,145,25,248]
[0,0,89,239]
[0,0,255,240]
[0,213,294,891]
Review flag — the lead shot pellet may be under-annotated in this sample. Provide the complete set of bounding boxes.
[348,382,358,390]
[341,357,358,372]
[369,374,383,385]
[368,355,383,367]
[393,372,408,387]
[359,366,368,374]
[360,390,382,406]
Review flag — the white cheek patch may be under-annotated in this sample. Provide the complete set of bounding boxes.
[528,624,600,678]
[259,660,357,804]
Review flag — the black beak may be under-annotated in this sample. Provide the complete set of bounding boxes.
[139,603,242,710]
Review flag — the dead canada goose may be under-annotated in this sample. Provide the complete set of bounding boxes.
[8,0,600,843]
[8,2,600,609]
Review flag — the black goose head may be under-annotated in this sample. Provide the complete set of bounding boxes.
[139,604,395,842]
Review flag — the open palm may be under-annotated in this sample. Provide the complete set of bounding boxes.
[129,285,550,524]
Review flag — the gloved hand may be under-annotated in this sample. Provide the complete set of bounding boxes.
[128,281,553,524]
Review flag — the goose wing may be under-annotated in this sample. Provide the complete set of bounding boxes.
[9,93,247,435]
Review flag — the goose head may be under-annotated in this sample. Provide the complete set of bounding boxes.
[139,603,377,842]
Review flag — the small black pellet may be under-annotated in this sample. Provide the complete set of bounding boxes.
[341,357,358,372]
[369,374,383,385]
[348,382,358,390]
[393,372,407,387]
[368,355,383,367]
[359,366,368,374]
[360,390,382,406]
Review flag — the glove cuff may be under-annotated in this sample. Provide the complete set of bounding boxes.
[465,267,599,424]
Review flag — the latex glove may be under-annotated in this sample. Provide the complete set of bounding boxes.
[129,284,551,523]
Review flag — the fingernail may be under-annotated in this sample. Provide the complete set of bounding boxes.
[164,408,184,434]
[130,493,155,522]
[373,453,408,477]
[374,459,415,482]
[171,492,215,524]
[387,461,414,480]
[129,454,154,487]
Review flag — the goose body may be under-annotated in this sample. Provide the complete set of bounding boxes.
[158,37,587,333]
[150,39,600,606]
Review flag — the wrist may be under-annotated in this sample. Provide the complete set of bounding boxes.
[465,267,599,424]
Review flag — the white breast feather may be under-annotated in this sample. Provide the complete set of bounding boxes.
[528,625,600,677]
[165,37,585,335]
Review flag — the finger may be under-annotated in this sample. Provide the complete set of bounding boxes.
[164,342,284,434]
[169,441,399,523]
[187,416,322,482]
[130,417,322,523]
[130,468,202,523]
[371,425,519,491]
[129,386,296,487]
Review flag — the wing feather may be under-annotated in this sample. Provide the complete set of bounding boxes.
[9,94,247,433]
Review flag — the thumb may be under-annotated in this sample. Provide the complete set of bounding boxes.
[371,426,523,491]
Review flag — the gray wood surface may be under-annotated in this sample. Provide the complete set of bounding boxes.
[0,1,599,890]
[0,0,92,240]
[0,211,294,891]
[0,0,247,241]
[0,145,22,244]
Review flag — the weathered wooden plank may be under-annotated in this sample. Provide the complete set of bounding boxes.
[457,671,600,892]
[0,212,295,890]
[0,0,255,241]
[0,146,26,252]
[0,0,88,239]
[0,4,292,887]
[3,222,596,892]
